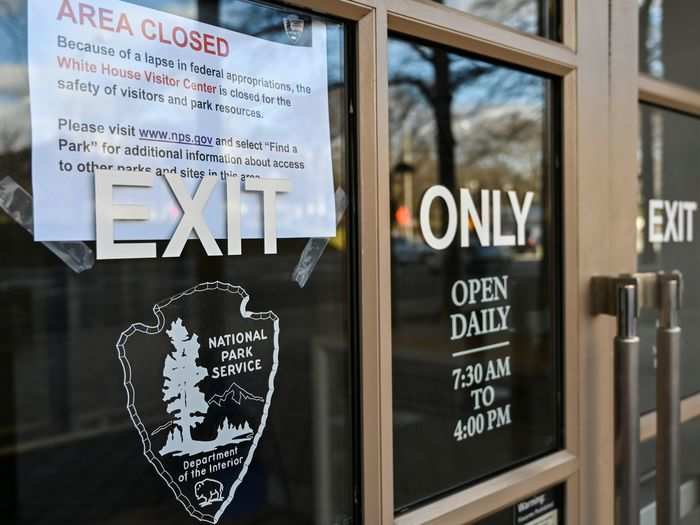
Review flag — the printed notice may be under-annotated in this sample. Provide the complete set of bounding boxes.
[28,0,336,242]
[515,490,559,525]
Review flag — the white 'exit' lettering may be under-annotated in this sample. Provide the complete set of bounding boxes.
[648,199,697,243]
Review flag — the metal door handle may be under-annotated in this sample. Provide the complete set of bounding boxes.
[593,271,684,525]
[615,281,641,525]
[656,272,682,525]
[593,275,641,525]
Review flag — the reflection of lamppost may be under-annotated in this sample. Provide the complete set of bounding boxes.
[198,0,219,25]
[391,160,415,239]
[390,157,415,329]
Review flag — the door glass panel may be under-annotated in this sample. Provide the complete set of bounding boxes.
[0,1,358,524]
[432,0,560,40]
[639,1,700,91]
[389,36,562,512]
[640,418,700,524]
[638,103,700,414]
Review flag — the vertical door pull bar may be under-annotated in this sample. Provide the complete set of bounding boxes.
[615,282,640,525]
[656,272,682,525]
[593,275,642,525]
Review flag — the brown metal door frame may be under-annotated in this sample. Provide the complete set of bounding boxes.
[284,0,616,522]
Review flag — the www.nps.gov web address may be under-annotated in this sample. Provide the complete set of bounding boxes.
[137,127,291,153]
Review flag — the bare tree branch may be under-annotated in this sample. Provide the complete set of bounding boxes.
[449,64,494,90]
[390,75,434,103]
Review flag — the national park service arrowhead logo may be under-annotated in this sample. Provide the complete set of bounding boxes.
[117,282,279,523]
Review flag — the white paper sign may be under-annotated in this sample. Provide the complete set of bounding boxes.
[28,0,335,242]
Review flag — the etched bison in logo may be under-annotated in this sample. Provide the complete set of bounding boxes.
[195,478,225,508]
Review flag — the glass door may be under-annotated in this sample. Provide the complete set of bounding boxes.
[381,0,612,524]
[636,3,700,523]
[607,1,700,524]
[0,0,633,523]
[0,1,360,524]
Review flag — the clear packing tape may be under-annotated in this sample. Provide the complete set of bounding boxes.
[0,176,95,273]
[292,187,347,288]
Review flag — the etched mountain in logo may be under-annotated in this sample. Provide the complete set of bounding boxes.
[117,282,280,523]
[209,381,265,408]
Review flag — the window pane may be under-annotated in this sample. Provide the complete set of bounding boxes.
[0,1,358,524]
[389,36,562,512]
[638,104,700,413]
[639,1,700,91]
[432,0,560,40]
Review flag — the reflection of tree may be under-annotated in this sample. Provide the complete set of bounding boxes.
[439,0,548,36]
[389,38,545,306]
[219,0,288,40]
[197,0,219,24]
[393,49,493,184]
[391,46,493,305]
[639,0,655,264]
[0,2,25,60]
[469,0,532,18]
[0,2,31,193]
[639,0,652,68]
[0,126,22,154]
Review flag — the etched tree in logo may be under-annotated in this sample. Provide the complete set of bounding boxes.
[160,318,209,456]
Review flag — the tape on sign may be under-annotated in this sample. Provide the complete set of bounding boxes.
[0,176,95,273]
[292,187,347,288]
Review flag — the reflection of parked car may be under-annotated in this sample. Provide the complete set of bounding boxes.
[469,245,515,261]
[392,236,444,272]
[463,244,514,276]
[525,224,542,251]
[521,206,543,253]
[392,236,434,264]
